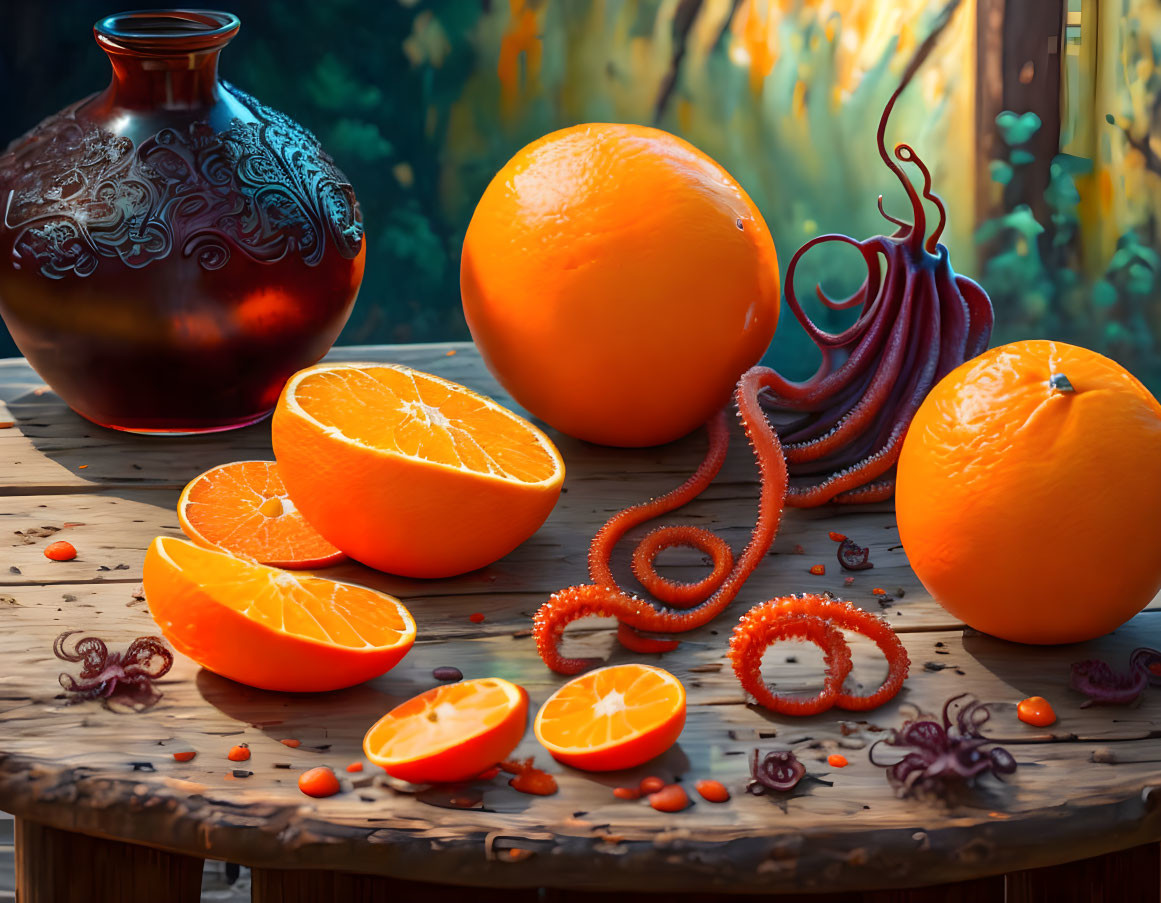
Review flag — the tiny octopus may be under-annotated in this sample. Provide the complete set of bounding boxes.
[54,630,173,710]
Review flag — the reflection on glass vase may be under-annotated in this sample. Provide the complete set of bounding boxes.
[0,10,365,434]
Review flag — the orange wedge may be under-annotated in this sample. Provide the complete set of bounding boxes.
[271,362,565,578]
[177,461,346,569]
[143,536,415,692]
[534,664,686,771]
[363,677,529,783]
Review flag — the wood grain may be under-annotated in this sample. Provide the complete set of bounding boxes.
[15,818,203,903]
[1,345,1160,894]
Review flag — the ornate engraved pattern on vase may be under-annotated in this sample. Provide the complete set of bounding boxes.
[0,82,364,279]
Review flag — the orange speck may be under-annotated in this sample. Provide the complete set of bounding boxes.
[77,464,88,469]
[639,775,665,795]
[172,751,196,762]
[227,744,251,762]
[279,738,301,748]
[0,421,14,429]
[828,532,847,542]
[345,761,364,773]
[445,349,457,357]
[298,766,341,798]
[694,779,730,802]
[613,786,641,800]
[506,759,557,795]
[647,783,690,812]
[872,587,887,595]
[1017,696,1056,727]
[469,612,486,624]
[809,564,825,576]
[44,540,77,561]
[827,754,849,768]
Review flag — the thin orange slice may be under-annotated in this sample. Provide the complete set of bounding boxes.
[363,677,528,783]
[272,362,565,578]
[143,536,415,692]
[178,460,346,569]
[534,664,686,771]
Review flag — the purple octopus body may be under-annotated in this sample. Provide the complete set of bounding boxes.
[54,630,173,710]
[759,11,994,506]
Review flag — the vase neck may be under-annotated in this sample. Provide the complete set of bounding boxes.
[93,10,239,111]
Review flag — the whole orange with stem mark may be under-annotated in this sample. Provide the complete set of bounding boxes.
[461,123,780,448]
[363,678,528,784]
[897,341,1161,645]
[177,461,345,569]
[272,362,564,578]
[143,536,416,692]
[533,664,686,772]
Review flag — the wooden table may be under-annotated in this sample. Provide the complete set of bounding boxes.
[1,343,1160,903]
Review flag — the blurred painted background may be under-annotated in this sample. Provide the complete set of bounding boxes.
[0,0,1158,388]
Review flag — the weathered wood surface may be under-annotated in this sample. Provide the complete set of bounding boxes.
[1,343,1161,895]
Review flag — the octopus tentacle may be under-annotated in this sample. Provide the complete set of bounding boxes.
[533,367,789,674]
[728,595,910,715]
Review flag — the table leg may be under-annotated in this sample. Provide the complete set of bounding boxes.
[1005,841,1161,903]
[250,868,542,902]
[14,818,203,903]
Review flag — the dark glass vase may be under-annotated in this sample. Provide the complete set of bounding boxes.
[0,10,365,433]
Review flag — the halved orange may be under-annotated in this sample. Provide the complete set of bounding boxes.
[363,677,528,783]
[271,362,565,578]
[143,536,416,692]
[177,461,346,569]
[534,664,686,771]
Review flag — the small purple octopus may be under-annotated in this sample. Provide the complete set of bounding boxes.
[54,630,173,711]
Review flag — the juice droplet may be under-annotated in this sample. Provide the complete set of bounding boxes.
[1017,696,1056,727]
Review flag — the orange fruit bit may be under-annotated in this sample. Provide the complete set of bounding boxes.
[460,123,780,447]
[345,762,364,773]
[172,751,196,762]
[77,464,88,469]
[897,341,1161,645]
[612,786,641,800]
[272,363,565,578]
[177,461,345,569]
[445,349,457,357]
[143,536,416,692]
[469,613,486,624]
[363,677,529,784]
[694,779,730,803]
[648,784,690,813]
[279,739,301,748]
[298,766,341,798]
[1017,696,1057,728]
[509,767,557,796]
[872,587,887,595]
[828,532,847,542]
[809,564,825,576]
[533,664,686,772]
[227,744,250,762]
[44,541,77,562]
[476,765,501,780]
[0,421,14,428]
[827,754,849,768]
[639,776,666,795]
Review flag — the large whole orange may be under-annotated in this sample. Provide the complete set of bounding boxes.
[897,340,1161,644]
[461,123,780,447]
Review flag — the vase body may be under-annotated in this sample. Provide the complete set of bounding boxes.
[0,10,364,433]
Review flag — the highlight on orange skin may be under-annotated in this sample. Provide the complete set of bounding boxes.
[1017,696,1056,727]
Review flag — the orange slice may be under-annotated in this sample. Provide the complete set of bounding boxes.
[143,536,415,692]
[363,677,528,783]
[534,664,686,771]
[271,362,565,578]
[178,461,346,569]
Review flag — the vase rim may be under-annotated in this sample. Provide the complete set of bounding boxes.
[94,9,240,56]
